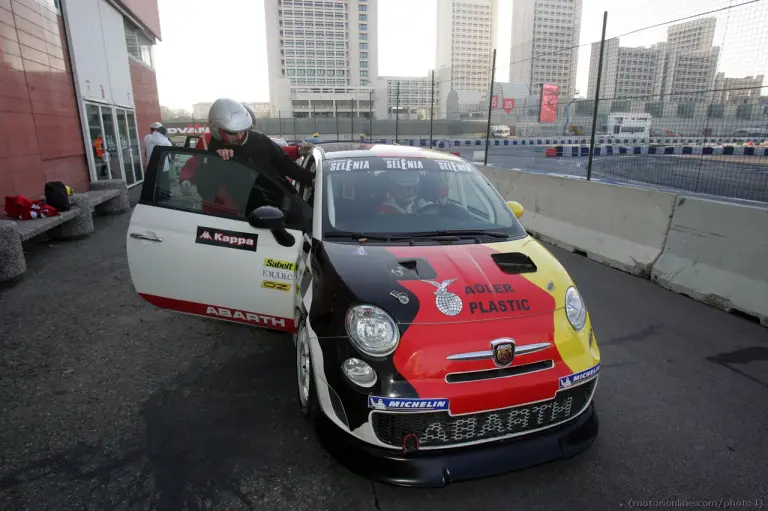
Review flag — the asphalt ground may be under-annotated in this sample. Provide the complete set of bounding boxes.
[453,147,768,203]
[1,191,766,510]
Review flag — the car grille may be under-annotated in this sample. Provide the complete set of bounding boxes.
[371,379,597,449]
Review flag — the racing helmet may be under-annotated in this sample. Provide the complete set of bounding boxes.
[242,103,258,129]
[208,98,253,143]
[389,171,420,202]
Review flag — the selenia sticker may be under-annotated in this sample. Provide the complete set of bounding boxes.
[196,227,257,252]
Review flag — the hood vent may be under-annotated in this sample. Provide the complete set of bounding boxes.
[393,258,437,280]
[491,252,537,275]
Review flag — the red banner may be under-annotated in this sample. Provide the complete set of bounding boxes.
[539,84,559,123]
[502,98,515,114]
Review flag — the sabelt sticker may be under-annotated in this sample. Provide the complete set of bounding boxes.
[559,364,600,389]
[196,226,257,252]
[264,258,298,271]
[369,396,450,412]
[262,280,291,292]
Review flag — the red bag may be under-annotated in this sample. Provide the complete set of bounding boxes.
[4,195,59,220]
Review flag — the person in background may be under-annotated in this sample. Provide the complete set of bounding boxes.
[303,132,322,144]
[143,121,172,165]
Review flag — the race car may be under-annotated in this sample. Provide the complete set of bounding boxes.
[126,143,601,487]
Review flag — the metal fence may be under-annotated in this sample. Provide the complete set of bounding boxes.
[165,0,768,203]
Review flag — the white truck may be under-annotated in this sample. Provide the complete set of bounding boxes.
[605,113,652,138]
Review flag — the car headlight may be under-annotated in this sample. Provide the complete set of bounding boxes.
[345,305,400,357]
[565,286,587,331]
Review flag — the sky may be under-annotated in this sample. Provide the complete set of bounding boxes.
[154,0,767,111]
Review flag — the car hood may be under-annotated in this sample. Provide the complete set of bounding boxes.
[320,236,573,325]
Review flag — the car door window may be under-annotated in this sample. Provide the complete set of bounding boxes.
[150,148,309,230]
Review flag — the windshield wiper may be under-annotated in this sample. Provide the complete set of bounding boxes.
[324,232,395,242]
[405,230,511,239]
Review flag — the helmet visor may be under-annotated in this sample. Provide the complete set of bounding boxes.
[218,128,248,144]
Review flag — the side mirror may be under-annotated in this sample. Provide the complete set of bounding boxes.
[247,206,296,247]
[506,200,524,219]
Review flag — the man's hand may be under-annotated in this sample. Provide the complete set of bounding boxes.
[216,149,234,160]
[180,180,193,196]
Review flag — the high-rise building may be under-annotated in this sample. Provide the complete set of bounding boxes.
[587,40,663,101]
[509,0,583,97]
[587,18,720,104]
[435,0,499,96]
[382,76,438,119]
[264,0,385,119]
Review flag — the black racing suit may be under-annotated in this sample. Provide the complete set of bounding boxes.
[199,131,314,224]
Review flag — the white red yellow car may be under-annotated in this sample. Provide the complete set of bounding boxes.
[127,143,601,487]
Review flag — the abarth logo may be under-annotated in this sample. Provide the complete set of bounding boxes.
[492,341,515,367]
[196,226,258,252]
[422,278,462,316]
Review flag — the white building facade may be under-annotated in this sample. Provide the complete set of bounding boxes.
[264,0,386,119]
[382,75,437,119]
[435,0,498,95]
[509,0,582,97]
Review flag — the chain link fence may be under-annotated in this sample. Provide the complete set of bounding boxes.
[163,0,767,203]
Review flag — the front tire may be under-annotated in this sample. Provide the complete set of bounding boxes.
[296,312,320,420]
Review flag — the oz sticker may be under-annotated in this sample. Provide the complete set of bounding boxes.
[262,280,291,292]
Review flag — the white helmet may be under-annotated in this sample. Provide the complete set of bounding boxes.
[389,171,420,202]
[208,98,253,142]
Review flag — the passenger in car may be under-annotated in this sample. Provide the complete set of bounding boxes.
[375,172,433,215]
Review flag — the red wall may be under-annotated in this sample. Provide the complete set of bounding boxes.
[119,0,161,40]
[130,58,161,154]
[0,0,89,200]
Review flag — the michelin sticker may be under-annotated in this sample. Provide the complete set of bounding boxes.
[559,363,600,389]
[368,396,450,412]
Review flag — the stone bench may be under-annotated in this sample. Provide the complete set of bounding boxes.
[0,179,131,283]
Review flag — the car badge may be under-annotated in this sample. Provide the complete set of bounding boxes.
[547,281,555,292]
[491,339,516,367]
[390,290,409,304]
[423,278,462,316]
[353,246,367,256]
[390,266,406,277]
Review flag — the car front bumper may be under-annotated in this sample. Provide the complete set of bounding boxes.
[316,401,599,488]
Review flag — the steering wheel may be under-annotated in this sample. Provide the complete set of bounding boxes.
[417,203,443,215]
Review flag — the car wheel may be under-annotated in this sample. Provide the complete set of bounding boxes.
[296,312,320,420]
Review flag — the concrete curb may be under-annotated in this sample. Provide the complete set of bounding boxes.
[0,220,26,282]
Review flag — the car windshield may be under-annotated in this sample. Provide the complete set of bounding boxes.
[321,155,526,239]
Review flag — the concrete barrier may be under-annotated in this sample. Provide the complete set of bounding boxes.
[650,196,768,326]
[478,166,677,277]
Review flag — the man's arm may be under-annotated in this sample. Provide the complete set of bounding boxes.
[264,136,314,185]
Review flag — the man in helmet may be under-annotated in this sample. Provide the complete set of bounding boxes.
[375,172,432,214]
[178,98,314,211]
[205,98,313,185]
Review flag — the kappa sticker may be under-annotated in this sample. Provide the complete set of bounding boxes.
[262,280,291,292]
[196,226,257,252]
[559,364,600,389]
[368,396,449,412]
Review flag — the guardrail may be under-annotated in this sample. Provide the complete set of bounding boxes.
[479,166,768,328]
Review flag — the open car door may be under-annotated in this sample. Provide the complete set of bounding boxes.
[126,146,311,333]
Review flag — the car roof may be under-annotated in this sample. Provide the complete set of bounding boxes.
[314,143,466,162]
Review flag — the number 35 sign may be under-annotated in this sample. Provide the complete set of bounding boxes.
[492,96,516,114]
